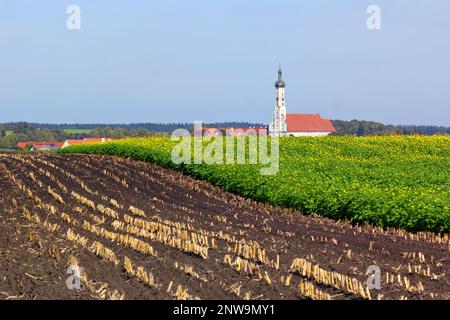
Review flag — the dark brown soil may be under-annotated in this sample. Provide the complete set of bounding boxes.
[0,153,448,300]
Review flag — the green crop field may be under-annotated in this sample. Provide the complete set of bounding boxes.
[59,135,450,233]
[63,129,93,134]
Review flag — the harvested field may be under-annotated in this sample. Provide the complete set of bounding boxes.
[0,153,449,300]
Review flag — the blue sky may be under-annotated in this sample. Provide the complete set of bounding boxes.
[0,1,449,125]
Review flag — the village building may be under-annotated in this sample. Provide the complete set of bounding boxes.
[269,67,336,137]
[202,127,267,137]
[29,143,61,151]
[17,141,64,150]
[17,138,112,151]
[61,137,112,149]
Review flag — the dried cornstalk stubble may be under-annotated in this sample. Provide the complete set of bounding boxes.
[298,279,332,300]
[123,256,158,288]
[90,241,120,265]
[290,258,371,300]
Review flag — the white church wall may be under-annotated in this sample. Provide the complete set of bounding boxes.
[289,132,333,137]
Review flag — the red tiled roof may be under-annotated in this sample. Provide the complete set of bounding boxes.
[31,144,54,150]
[286,114,336,133]
[51,142,65,148]
[229,128,267,136]
[17,141,64,149]
[202,128,222,137]
[202,128,267,137]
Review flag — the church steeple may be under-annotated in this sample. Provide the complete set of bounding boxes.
[275,65,286,88]
[269,65,287,136]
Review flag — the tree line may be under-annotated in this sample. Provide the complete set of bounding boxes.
[1,121,448,149]
[0,122,265,149]
[332,120,450,136]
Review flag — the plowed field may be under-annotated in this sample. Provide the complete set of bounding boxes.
[0,154,448,300]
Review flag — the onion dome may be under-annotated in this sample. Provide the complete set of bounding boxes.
[275,67,285,88]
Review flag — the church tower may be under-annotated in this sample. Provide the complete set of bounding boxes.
[269,66,287,136]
